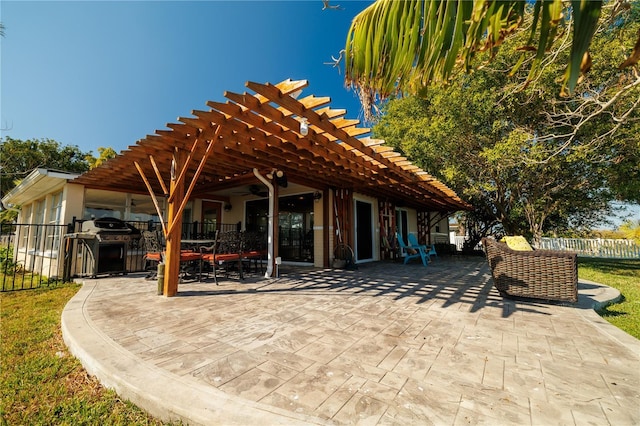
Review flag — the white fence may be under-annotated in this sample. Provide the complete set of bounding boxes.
[451,236,483,251]
[538,237,640,259]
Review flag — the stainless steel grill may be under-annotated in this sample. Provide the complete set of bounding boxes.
[66,218,133,277]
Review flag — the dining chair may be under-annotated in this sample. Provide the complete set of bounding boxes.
[142,230,201,281]
[199,230,243,284]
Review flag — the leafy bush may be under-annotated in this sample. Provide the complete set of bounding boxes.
[0,245,21,275]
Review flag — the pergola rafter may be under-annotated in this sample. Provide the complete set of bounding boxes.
[72,78,470,296]
[76,77,469,211]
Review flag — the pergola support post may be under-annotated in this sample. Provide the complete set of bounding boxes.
[323,187,330,268]
[272,182,279,277]
[164,149,186,297]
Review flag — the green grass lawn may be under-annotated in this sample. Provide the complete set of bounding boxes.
[0,284,174,425]
[578,258,640,340]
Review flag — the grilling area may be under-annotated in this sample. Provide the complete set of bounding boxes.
[65,217,137,278]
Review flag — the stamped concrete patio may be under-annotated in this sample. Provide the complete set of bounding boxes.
[62,257,640,425]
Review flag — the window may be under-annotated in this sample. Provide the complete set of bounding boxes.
[247,193,315,262]
[33,198,47,253]
[84,189,126,219]
[18,204,32,249]
[46,192,63,254]
[129,195,163,222]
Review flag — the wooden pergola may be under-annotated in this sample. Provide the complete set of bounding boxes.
[73,79,470,296]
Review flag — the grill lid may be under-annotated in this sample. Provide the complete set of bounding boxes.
[82,217,132,234]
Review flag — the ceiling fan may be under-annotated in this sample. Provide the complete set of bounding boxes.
[233,184,268,197]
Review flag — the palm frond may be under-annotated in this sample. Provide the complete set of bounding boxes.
[344,0,606,119]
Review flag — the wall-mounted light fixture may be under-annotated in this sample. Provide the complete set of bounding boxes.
[299,118,309,136]
[266,169,287,187]
[275,170,288,188]
[313,191,322,202]
[224,203,232,212]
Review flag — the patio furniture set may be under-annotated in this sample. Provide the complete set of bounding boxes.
[143,227,578,304]
[142,230,267,284]
[394,232,578,304]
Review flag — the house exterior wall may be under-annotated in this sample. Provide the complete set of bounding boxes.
[407,209,418,237]
[63,183,85,223]
[12,183,70,278]
[430,213,451,244]
[313,193,324,268]
[225,195,246,225]
[328,190,336,266]
[4,169,454,278]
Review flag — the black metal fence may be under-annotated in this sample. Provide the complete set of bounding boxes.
[1,222,70,291]
[0,220,240,292]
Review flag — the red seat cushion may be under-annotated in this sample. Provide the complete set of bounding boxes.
[145,252,162,262]
[202,253,240,263]
[179,252,202,262]
[242,250,266,258]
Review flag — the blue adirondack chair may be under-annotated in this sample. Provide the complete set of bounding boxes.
[408,233,438,261]
[396,232,428,266]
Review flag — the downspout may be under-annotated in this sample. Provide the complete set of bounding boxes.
[253,168,274,278]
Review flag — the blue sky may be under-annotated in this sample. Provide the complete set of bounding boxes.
[2,1,638,227]
[1,0,371,154]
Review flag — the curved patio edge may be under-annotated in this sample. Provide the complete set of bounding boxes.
[576,279,640,356]
[61,279,331,426]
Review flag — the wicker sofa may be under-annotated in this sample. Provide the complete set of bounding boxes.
[482,238,578,303]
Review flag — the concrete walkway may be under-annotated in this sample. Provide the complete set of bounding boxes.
[61,257,640,425]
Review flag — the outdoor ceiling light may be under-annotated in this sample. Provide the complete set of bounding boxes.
[300,118,309,136]
[275,170,288,188]
[266,168,277,180]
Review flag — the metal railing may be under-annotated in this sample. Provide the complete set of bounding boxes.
[538,237,640,259]
[1,223,70,291]
[0,221,241,291]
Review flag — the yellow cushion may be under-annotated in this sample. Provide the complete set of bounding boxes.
[501,236,533,251]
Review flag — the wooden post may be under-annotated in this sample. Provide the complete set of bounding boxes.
[271,181,279,276]
[323,187,330,268]
[164,149,186,297]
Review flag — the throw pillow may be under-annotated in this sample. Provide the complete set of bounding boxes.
[500,236,533,251]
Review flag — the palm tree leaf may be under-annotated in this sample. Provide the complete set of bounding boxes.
[344,0,606,118]
[563,0,602,94]
[525,0,563,84]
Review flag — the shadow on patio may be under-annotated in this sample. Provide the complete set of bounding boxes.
[177,256,560,319]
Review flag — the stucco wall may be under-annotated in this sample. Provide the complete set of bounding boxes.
[63,183,85,223]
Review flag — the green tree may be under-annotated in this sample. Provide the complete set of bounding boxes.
[368,3,639,243]
[344,0,640,120]
[372,75,616,242]
[619,219,640,243]
[0,137,92,196]
[0,207,19,224]
[86,146,117,169]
